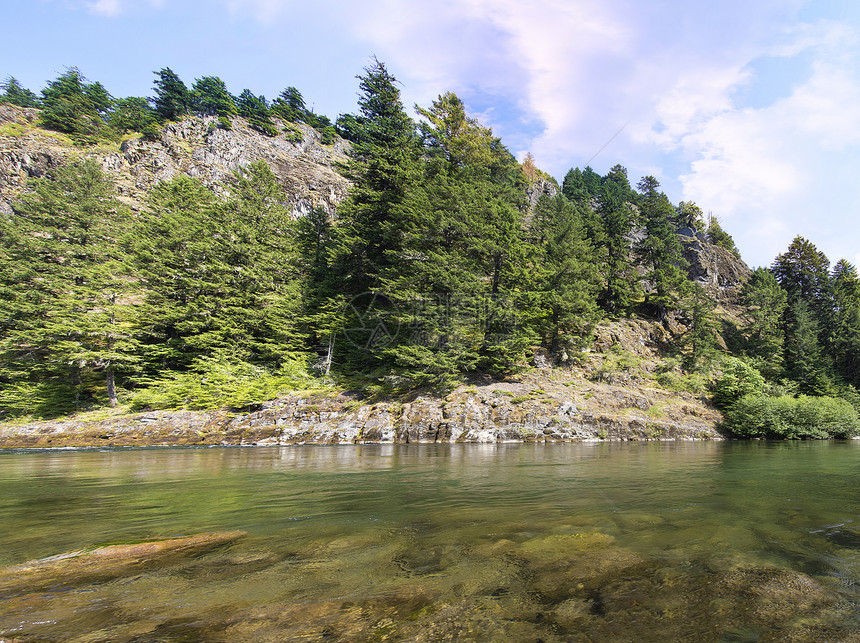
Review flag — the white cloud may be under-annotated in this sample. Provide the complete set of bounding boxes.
[87,0,121,16]
[672,21,860,265]
[83,0,166,16]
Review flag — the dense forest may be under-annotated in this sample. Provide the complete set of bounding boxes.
[1,63,859,439]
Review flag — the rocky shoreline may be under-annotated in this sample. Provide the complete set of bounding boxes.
[0,377,725,448]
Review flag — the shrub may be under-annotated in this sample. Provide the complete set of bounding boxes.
[131,355,320,411]
[713,356,766,409]
[724,393,860,439]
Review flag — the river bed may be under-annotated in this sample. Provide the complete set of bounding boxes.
[1,441,859,641]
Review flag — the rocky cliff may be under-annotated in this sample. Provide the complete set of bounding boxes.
[0,369,722,448]
[0,105,350,218]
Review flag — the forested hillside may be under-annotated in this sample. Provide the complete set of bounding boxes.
[1,63,859,439]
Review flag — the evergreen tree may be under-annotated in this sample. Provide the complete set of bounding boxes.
[191,76,237,117]
[334,59,420,298]
[706,213,740,257]
[680,284,719,368]
[561,166,601,203]
[785,298,831,395]
[108,96,157,135]
[675,201,704,230]
[829,259,860,387]
[740,267,787,378]
[236,89,277,136]
[636,176,689,320]
[39,68,111,141]
[134,163,301,375]
[772,236,831,308]
[595,165,639,315]
[530,194,601,353]
[152,67,190,121]
[0,159,137,415]
[272,86,307,122]
[0,76,39,107]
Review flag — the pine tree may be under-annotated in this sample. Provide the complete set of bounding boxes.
[772,236,830,309]
[829,259,860,387]
[236,89,277,136]
[152,67,190,121]
[39,68,112,141]
[334,59,420,299]
[0,159,137,415]
[595,165,639,315]
[785,298,831,395]
[134,163,301,375]
[530,194,601,354]
[740,267,787,378]
[636,176,689,320]
[680,284,719,368]
[108,97,157,135]
[191,76,237,117]
[272,86,307,122]
[0,76,39,107]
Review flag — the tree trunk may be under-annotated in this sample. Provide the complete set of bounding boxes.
[106,368,117,408]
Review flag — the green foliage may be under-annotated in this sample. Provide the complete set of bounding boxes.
[829,259,860,388]
[0,76,39,107]
[109,96,157,135]
[0,158,138,415]
[705,213,740,257]
[680,284,719,368]
[785,298,832,395]
[191,76,236,117]
[39,68,113,142]
[529,194,602,352]
[713,356,766,409]
[636,176,689,320]
[772,236,831,308]
[740,267,787,378]
[675,201,704,230]
[132,162,303,374]
[724,394,860,439]
[131,354,318,411]
[272,86,307,122]
[152,67,190,121]
[236,89,277,136]
[594,166,639,315]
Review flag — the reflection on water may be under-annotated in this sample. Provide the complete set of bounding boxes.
[1,442,860,640]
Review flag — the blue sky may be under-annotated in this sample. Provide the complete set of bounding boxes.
[3,0,860,268]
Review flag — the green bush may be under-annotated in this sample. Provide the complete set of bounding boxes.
[713,356,766,409]
[131,355,320,411]
[724,393,860,439]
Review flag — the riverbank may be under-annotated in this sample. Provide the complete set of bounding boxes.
[0,372,724,448]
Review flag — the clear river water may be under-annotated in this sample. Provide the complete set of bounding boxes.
[1,441,860,641]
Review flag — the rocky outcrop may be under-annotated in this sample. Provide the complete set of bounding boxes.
[679,228,751,302]
[524,175,560,215]
[0,105,350,218]
[0,373,723,448]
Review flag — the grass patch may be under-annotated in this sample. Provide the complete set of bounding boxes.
[0,122,27,137]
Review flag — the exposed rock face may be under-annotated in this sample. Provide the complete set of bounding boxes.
[524,176,560,214]
[680,230,751,302]
[0,373,722,448]
[0,105,351,218]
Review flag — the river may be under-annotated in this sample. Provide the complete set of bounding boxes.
[1,441,859,641]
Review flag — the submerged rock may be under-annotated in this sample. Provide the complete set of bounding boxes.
[0,530,246,595]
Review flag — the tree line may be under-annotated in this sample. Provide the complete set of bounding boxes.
[1,60,859,436]
[0,68,336,143]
